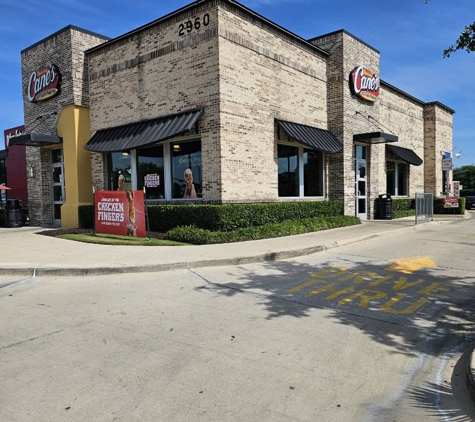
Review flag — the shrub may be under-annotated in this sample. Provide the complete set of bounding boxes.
[80,201,343,232]
[78,205,94,229]
[434,197,465,214]
[166,215,360,245]
[146,201,343,232]
[391,198,415,219]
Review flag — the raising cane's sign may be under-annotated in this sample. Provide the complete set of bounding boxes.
[349,66,380,102]
[27,64,62,103]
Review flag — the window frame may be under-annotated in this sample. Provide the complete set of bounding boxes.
[277,142,325,198]
[107,137,202,201]
[386,159,409,197]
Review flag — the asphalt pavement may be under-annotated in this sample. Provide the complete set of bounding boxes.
[1,212,475,410]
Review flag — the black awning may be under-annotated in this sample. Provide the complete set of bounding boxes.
[276,119,343,153]
[387,145,423,166]
[8,133,62,147]
[85,108,204,153]
[353,132,398,144]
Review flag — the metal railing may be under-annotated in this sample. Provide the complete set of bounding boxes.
[415,192,433,224]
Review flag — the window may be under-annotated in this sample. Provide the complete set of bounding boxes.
[107,139,202,200]
[171,140,202,199]
[355,145,367,160]
[278,144,324,197]
[386,161,408,196]
[108,152,132,191]
[137,146,164,199]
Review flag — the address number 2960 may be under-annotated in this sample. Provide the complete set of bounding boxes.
[178,14,210,36]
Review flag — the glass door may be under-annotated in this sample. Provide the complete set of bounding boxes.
[51,148,64,227]
[355,145,367,220]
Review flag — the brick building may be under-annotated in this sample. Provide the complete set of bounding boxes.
[1,126,28,207]
[13,0,453,227]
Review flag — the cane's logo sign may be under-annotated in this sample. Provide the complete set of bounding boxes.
[27,64,61,103]
[350,66,379,102]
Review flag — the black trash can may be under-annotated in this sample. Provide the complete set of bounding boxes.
[4,199,23,228]
[377,194,392,220]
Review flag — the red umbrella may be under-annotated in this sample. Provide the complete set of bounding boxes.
[0,185,11,190]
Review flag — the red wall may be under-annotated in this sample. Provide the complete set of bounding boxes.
[4,126,28,206]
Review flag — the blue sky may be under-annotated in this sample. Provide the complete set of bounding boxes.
[1,0,474,166]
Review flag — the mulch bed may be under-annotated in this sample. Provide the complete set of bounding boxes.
[36,228,167,240]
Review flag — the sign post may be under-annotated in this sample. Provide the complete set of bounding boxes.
[442,156,452,197]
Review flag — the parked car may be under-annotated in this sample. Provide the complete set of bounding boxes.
[466,196,475,210]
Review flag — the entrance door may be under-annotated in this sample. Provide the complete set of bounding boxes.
[51,148,64,227]
[355,145,367,220]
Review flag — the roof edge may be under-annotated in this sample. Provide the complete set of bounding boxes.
[308,29,380,54]
[86,0,329,57]
[380,80,455,114]
[22,25,110,54]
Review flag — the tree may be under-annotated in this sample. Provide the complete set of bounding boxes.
[443,22,475,58]
[453,165,475,190]
[425,1,475,57]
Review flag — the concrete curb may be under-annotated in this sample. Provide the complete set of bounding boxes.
[0,224,420,277]
[0,245,329,277]
[0,214,467,279]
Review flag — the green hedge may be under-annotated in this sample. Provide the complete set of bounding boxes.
[391,198,415,219]
[79,201,343,231]
[166,215,360,245]
[434,197,465,214]
[390,197,468,217]
[383,197,469,218]
[78,195,468,231]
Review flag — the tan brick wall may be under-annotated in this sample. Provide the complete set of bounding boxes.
[424,103,454,196]
[217,5,327,202]
[379,84,425,195]
[21,27,108,225]
[312,30,453,217]
[88,1,328,203]
[88,4,221,199]
[312,31,381,217]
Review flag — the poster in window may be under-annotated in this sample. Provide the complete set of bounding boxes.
[95,190,146,237]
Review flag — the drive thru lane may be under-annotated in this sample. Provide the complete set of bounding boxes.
[194,217,475,420]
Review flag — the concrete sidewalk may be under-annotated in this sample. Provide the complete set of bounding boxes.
[0,214,466,277]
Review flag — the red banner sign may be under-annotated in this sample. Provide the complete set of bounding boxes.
[350,66,380,102]
[95,190,146,237]
[443,197,459,208]
[27,64,61,103]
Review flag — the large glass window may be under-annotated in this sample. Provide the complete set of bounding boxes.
[171,140,202,199]
[137,146,165,199]
[278,144,324,197]
[278,145,299,196]
[303,149,323,197]
[108,152,132,191]
[107,139,202,200]
[386,161,408,196]
[386,162,395,196]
